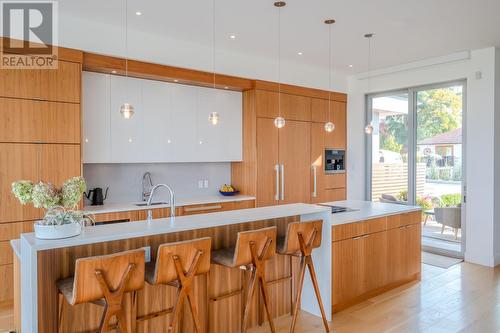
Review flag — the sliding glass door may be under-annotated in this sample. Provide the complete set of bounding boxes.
[367,81,466,256]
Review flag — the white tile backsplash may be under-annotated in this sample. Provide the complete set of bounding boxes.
[83,163,231,204]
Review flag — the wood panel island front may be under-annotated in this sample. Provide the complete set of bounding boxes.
[13,201,421,332]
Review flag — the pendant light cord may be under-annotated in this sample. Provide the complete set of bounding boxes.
[125,0,128,77]
[328,22,332,120]
[278,4,281,118]
[213,0,216,89]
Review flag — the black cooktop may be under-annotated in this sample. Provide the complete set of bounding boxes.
[318,204,356,214]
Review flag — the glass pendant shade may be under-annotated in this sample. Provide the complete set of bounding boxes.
[365,123,374,134]
[324,121,335,133]
[120,103,134,119]
[208,111,219,125]
[274,116,286,129]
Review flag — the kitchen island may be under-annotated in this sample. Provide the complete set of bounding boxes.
[14,200,421,332]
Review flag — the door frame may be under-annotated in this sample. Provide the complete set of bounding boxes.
[365,80,467,257]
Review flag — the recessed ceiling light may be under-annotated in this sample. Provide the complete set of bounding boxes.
[348,64,353,68]
[229,34,236,40]
[135,11,142,16]
[297,52,303,56]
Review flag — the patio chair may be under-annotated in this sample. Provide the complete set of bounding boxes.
[434,207,461,240]
[379,194,406,205]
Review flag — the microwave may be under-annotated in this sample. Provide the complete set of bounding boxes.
[325,149,345,174]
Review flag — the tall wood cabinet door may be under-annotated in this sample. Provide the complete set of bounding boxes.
[311,123,325,203]
[406,224,421,277]
[311,98,328,123]
[325,101,346,149]
[0,68,41,100]
[332,237,364,308]
[256,118,279,207]
[387,227,407,283]
[82,72,111,163]
[0,144,42,223]
[40,145,81,187]
[43,61,81,103]
[363,232,388,292]
[281,94,311,121]
[279,120,311,204]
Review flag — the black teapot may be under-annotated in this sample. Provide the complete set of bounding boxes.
[84,187,109,206]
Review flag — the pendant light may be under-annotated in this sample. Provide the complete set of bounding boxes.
[364,33,375,134]
[274,1,286,129]
[208,0,220,125]
[120,0,134,119]
[324,19,336,133]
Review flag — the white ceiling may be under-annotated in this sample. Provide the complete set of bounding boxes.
[59,0,500,87]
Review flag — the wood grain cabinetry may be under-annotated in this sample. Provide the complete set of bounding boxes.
[92,200,256,223]
[0,60,80,102]
[311,98,347,149]
[332,212,421,312]
[255,90,311,121]
[256,118,310,206]
[310,123,346,203]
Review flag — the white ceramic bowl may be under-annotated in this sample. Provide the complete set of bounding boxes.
[34,222,82,240]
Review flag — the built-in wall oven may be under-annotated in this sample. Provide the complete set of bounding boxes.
[325,149,345,174]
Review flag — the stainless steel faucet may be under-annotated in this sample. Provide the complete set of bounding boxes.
[142,172,153,202]
[147,184,175,219]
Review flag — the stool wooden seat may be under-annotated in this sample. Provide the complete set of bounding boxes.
[277,220,328,333]
[211,226,277,333]
[56,249,146,333]
[139,237,212,333]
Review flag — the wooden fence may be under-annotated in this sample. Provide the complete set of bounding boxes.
[372,163,426,201]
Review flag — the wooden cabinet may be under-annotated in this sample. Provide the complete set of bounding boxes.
[0,60,80,102]
[255,90,311,121]
[92,211,139,224]
[311,98,346,149]
[179,200,255,216]
[83,72,243,163]
[310,123,346,203]
[0,98,80,143]
[332,212,421,312]
[256,118,310,206]
[0,144,81,223]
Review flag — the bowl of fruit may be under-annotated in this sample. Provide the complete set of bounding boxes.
[219,184,239,196]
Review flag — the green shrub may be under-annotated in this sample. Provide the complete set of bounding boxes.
[440,193,461,207]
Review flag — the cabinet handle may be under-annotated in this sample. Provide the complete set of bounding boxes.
[312,165,317,198]
[184,204,222,212]
[275,164,280,201]
[280,164,285,201]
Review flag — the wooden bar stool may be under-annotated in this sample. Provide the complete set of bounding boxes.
[211,226,277,333]
[56,249,146,333]
[139,237,212,333]
[277,220,329,333]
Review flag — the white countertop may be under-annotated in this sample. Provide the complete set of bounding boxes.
[83,194,256,215]
[322,200,421,225]
[20,203,329,251]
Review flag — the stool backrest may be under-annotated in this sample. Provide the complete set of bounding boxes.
[153,237,212,284]
[71,248,145,304]
[280,220,323,254]
[233,226,277,267]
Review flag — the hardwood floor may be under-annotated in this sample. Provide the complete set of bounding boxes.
[1,262,499,333]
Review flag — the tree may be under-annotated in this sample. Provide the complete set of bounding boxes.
[416,88,462,140]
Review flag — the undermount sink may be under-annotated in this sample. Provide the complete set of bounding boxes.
[135,202,168,207]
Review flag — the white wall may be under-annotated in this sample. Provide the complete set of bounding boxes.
[83,163,231,204]
[347,47,499,267]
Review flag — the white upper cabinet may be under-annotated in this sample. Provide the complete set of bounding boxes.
[110,75,144,163]
[82,72,111,163]
[82,72,242,163]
